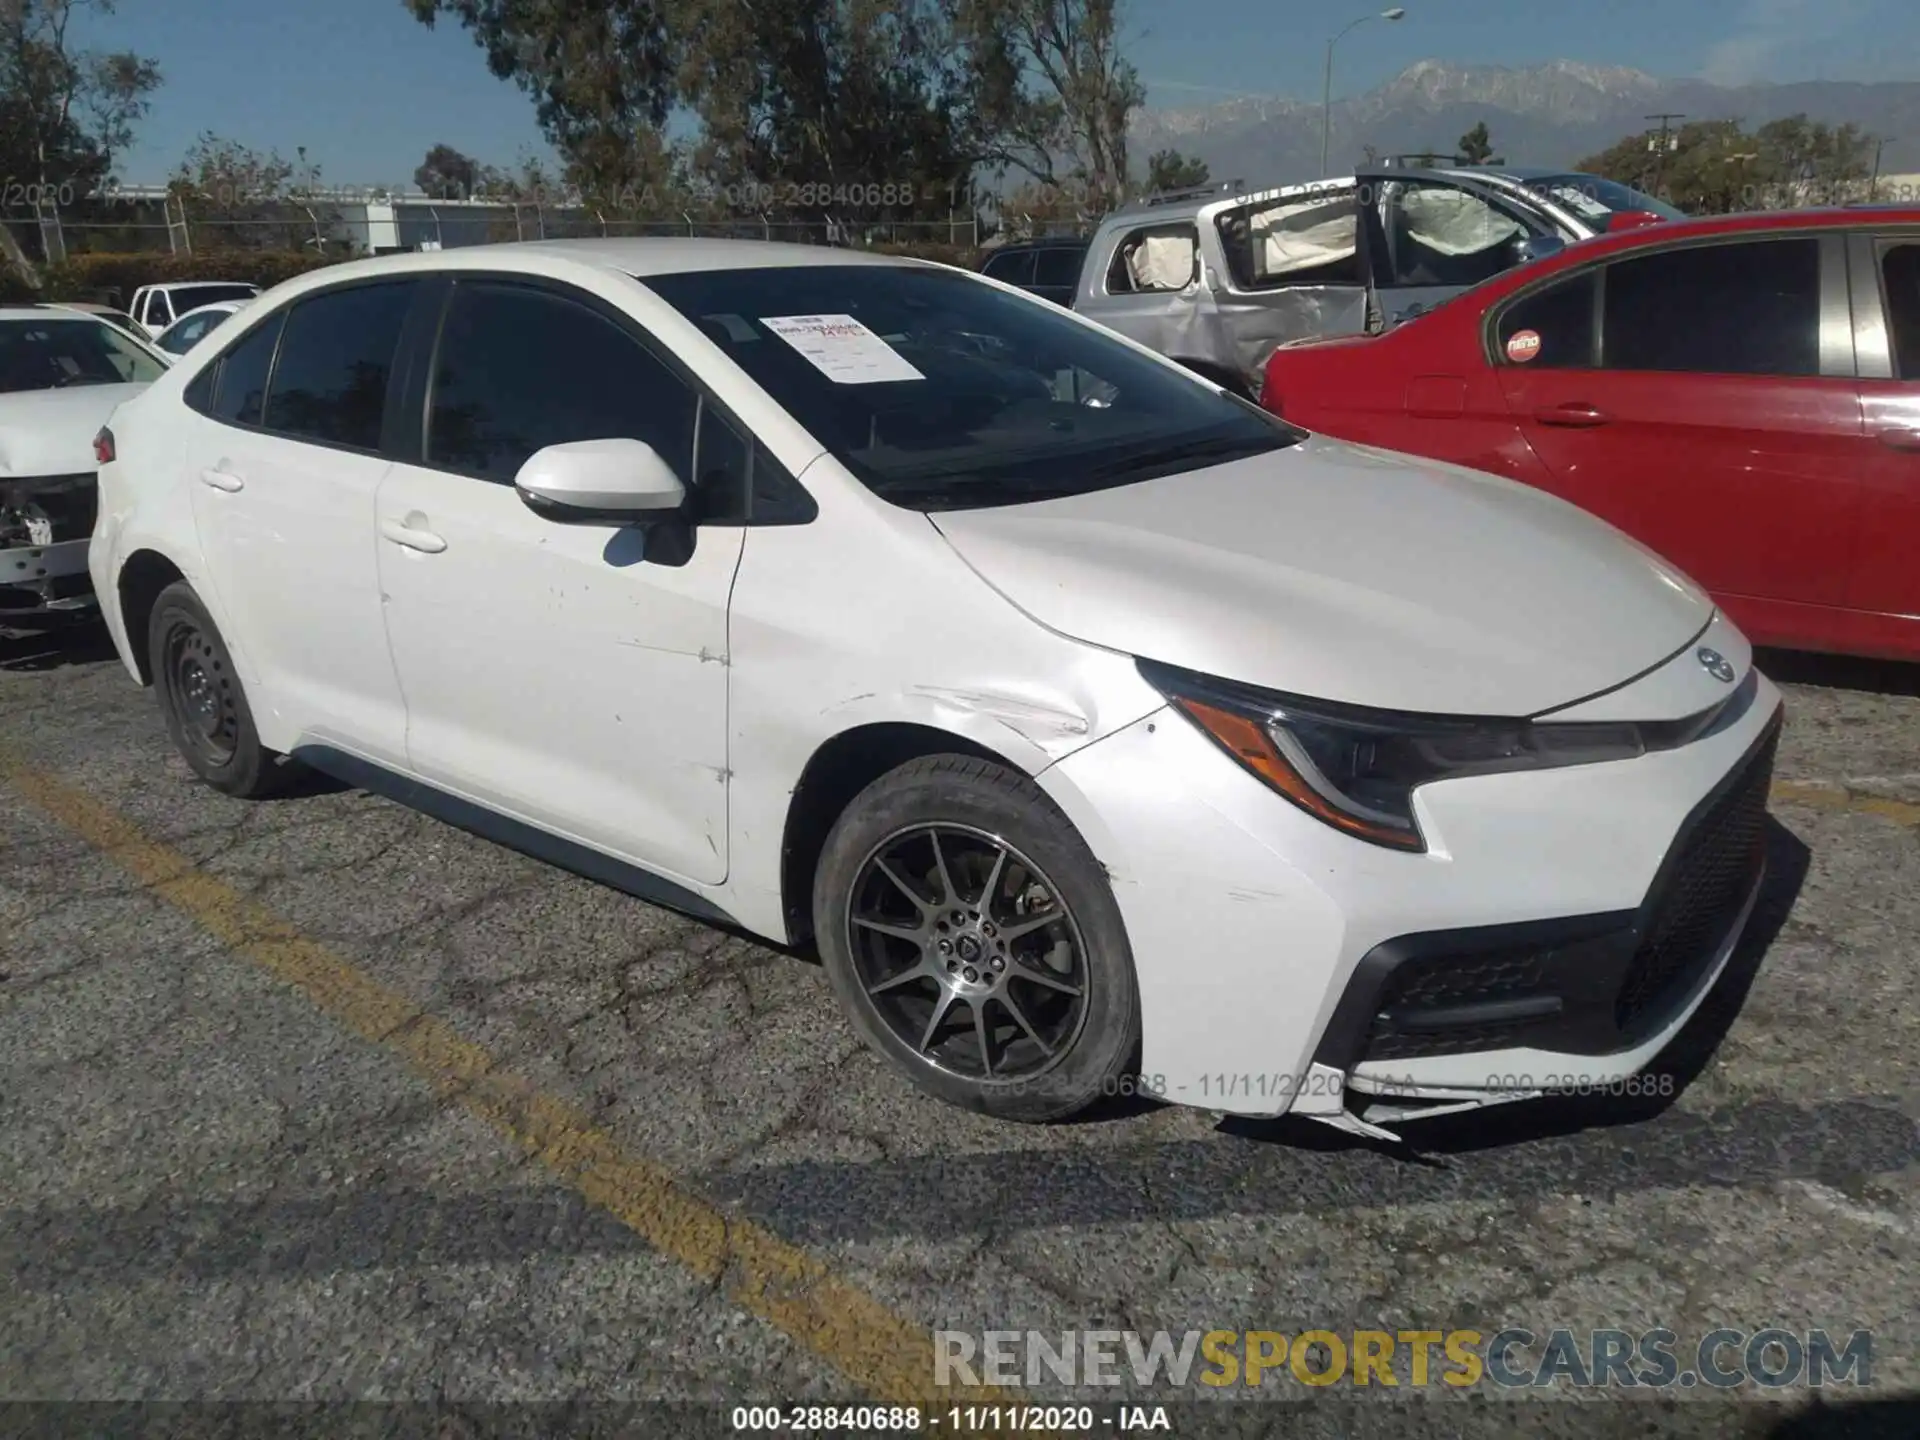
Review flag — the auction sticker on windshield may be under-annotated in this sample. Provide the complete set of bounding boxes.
[760,313,926,384]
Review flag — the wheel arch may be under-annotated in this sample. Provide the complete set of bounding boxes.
[116,547,188,685]
[779,722,1025,945]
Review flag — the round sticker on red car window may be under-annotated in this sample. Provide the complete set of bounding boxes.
[1506,329,1543,363]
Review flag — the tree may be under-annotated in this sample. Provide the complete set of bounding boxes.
[404,0,1150,219]
[0,0,160,195]
[167,132,325,250]
[679,0,989,216]
[959,0,1143,213]
[414,142,483,199]
[1457,120,1501,166]
[403,0,678,198]
[1145,147,1207,194]
[1577,113,1873,215]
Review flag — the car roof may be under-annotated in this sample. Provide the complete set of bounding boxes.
[994,236,1089,249]
[150,279,259,290]
[0,305,94,322]
[1443,165,1591,181]
[1546,205,1920,257]
[219,238,936,308]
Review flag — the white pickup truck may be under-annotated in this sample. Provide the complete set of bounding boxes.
[126,281,261,339]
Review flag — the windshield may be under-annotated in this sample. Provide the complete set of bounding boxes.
[1525,174,1688,223]
[0,317,167,393]
[641,264,1298,510]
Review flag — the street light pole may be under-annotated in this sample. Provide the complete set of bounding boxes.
[1322,8,1407,178]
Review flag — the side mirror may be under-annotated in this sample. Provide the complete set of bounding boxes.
[514,438,687,525]
[1514,232,1568,265]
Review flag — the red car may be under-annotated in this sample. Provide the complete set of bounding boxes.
[1261,207,1920,662]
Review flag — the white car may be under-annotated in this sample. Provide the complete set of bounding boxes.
[154,299,251,356]
[2,305,169,624]
[127,282,260,340]
[88,241,1784,1132]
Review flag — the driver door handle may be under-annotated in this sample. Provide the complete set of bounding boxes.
[1877,428,1920,452]
[1534,403,1611,428]
[199,467,244,493]
[380,516,447,554]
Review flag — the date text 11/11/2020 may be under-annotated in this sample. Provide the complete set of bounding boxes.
[993,1071,1682,1102]
[728,1405,1174,1432]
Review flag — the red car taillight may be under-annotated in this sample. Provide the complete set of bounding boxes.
[94,426,116,464]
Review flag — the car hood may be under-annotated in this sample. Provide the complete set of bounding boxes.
[0,383,146,479]
[928,436,1713,717]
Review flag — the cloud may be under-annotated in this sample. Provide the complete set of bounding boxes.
[1701,0,1865,85]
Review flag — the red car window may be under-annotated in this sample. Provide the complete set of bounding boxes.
[1880,242,1920,379]
[1494,271,1598,369]
[1601,239,1821,376]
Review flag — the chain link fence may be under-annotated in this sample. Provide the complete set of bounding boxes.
[2,191,984,271]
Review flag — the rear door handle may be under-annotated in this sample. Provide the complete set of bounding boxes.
[380,517,447,554]
[1877,428,1920,452]
[199,467,244,492]
[1534,403,1611,428]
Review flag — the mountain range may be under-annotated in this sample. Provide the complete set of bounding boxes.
[1130,60,1920,186]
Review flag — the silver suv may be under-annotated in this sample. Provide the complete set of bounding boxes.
[1073,165,1679,396]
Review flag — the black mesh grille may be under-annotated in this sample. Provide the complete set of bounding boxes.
[1368,1018,1540,1062]
[1614,727,1777,1030]
[1366,946,1552,1059]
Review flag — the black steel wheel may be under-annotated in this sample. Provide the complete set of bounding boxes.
[146,581,289,798]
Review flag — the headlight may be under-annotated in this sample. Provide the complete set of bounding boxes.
[1138,658,1651,852]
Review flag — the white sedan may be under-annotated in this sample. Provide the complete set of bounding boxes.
[86,241,1782,1132]
[2,305,169,624]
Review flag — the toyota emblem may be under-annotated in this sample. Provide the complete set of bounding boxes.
[1697,647,1737,684]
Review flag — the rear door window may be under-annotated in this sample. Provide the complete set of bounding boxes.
[261,280,418,450]
[1216,190,1359,290]
[208,312,286,425]
[1601,238,1820,376]
[1494,271,1597,368]
[1105,224,1199,294]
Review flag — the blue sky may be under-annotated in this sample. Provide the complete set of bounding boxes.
[84,0,1918,185]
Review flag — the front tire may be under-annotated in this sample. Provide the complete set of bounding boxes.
[813,755,1141,1122]
[147,580,289,798]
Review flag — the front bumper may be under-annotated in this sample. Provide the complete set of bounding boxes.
[1,538,97,619]
[2,473,99,621]
[1037,613,1784,1120]
[1323,709,1776,1108]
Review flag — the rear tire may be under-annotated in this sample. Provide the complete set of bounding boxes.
[813,754,1141,1122]
[147,581,290,798]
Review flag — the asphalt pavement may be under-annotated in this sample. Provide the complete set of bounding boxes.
[2,623,1917,1436]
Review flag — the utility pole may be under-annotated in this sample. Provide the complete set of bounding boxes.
[1646,112,1685,195]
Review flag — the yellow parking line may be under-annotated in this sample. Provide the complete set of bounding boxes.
[0,750,1005,1420]
[1770,781,1920,828]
